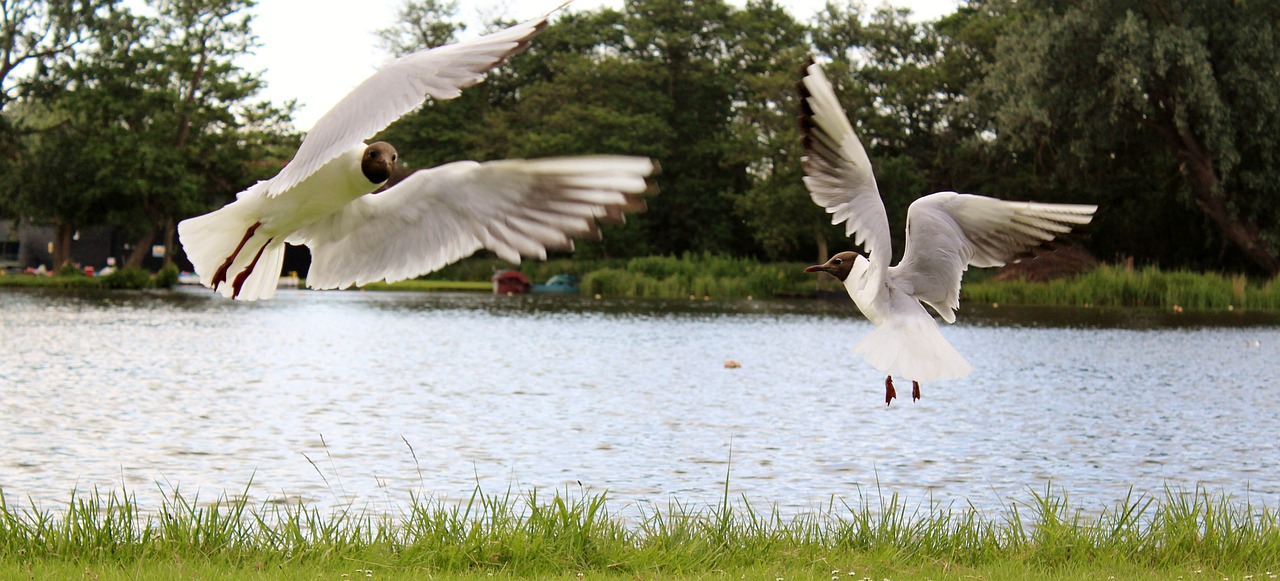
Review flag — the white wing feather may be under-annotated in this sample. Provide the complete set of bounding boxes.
[892,192,1097,322]
[289,156,655,290]
[264,11,553,198]
[798,60,892,282]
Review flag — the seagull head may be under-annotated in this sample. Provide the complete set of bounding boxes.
[361,141,398,184]
[804,251,861,282]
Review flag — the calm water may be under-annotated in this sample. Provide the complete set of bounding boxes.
[1,287,1278,517]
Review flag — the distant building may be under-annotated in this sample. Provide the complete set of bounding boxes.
[1,220,312,276]
[1,222,138,271]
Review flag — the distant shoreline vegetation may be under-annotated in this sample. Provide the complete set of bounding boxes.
[0,263,179,291]
[6,256,1280,312]
[962,263,1280,312]
[0,482,1276,580]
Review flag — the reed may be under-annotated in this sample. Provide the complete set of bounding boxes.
[2,482,1277,578]
[357,279,493,292]
[963,263,1280,311]
[581,253,814,299]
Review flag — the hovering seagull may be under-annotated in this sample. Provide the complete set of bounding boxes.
[797,59,1097,405]
[178,3,655,301]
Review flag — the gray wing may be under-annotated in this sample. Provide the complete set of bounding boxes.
[798,59,892,282]
[891,192,1097,323]
[289,156,656,290]
[264,9,553,198]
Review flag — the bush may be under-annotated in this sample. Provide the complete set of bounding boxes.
[100,267,154,289]
[580,253,813,299]
[154,263,179,289]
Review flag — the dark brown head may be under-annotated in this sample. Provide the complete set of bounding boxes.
[361,141,397,184]
[804,251,860,282]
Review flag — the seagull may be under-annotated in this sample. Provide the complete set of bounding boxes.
[797,59,1097,405]
[178,3,655,301]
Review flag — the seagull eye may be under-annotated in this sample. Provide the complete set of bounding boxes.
[833,258,843,265]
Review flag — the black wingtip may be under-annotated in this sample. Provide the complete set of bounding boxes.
[797,56,818,147]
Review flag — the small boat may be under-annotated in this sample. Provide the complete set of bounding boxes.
[492,269,531,294]
[533,274,579,294]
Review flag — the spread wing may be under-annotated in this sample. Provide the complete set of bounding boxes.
[264,8,556,198]
[289,156,656,290]
[891,192,1097,323]
[798,58,892,283]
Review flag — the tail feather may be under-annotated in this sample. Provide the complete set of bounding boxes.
[178,202,283,301]
[227,240,285,301]
[854,312,971,383]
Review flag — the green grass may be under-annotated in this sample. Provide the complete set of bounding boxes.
[2,483,1277,579]
[356,253,819,299]
[358,279,493,292]
[10,256,1280,312]
[579,253,815,299]
[963,263,1280,311]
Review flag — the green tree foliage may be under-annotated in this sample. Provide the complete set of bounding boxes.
[724,1,813,261]
[979,0,1280,275]
[0,0,119,113]
[1,0,292,268]
[810,2,957,262]
[5,0,1279,275]
[375,0,463,57]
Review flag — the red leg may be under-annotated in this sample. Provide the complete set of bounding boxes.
[212,222,261,291]
[884,375,897,406]
[912,381,921,402]
[231,237,273,299]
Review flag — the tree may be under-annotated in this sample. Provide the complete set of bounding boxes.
[981,0,1280,275]
[2,0,291,269]
[724,0,815,260]
[375,0,463,57]
[0,0,120,114]
[810,2,956,262]
[1,0,121,224]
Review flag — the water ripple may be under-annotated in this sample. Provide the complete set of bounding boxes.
[2,287,1278,515]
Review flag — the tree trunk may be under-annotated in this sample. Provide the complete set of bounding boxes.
[52,222,75,269]
[126,228,156,268]
[1172,126,1280,276]
[813,223,829,264]
[161,216,175,267]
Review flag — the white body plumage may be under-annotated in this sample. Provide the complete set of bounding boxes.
[799,58,1096,399]
[177,4,655,301]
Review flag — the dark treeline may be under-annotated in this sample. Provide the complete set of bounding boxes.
[3,0,1278,276]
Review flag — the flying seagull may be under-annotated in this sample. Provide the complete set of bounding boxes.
[178,3,654,301]
[797,59,1097,405]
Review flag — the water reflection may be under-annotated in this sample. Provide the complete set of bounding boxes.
[1,287,1278,516]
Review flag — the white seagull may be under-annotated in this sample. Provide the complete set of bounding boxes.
[797,59,1097,405]
[178,3,655,301]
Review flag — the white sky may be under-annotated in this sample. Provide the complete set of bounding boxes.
[238,0,960,131]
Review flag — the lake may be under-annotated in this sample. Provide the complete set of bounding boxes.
[1,286,1278,518]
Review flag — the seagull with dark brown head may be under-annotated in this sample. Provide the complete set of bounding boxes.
[798,58,1097,405]
[179,2,654,301]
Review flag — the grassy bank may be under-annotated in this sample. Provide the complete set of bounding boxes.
[962,264,1280,311]
[361,254,817,300]
[580,254,814,299]
[0,264,178,290]
[9,257,1280,313]
[2,484,1277,579]
[358,279,493,292]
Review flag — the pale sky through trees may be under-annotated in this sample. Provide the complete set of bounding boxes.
[232,0,959,131]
